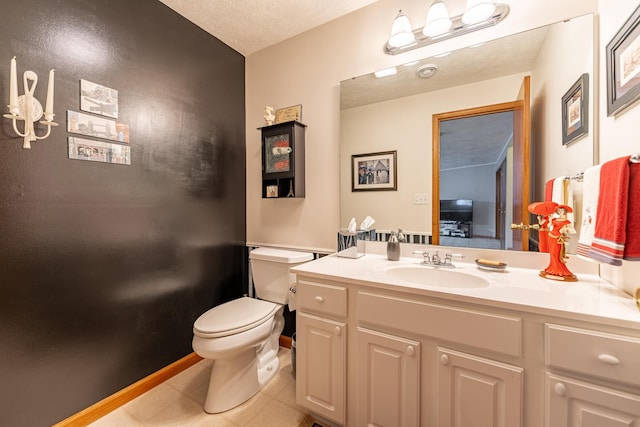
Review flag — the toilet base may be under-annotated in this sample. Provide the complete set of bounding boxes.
[202,308,284,413]
[203,347,279,413]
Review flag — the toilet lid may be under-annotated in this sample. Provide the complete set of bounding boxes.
[193,297,279,337]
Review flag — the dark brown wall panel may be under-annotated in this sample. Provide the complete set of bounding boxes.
[0,1,246,425]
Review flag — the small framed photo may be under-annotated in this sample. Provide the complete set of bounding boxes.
[606,4,640,116]
[266,185,278,198]
[67,110,130,143]
[561,73,589,145]
[352,150,397,192]
[80,79,119,119]
[274,104,302,124]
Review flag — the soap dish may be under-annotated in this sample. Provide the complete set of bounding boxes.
[475,259,507,272]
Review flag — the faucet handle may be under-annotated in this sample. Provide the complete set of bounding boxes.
[444,253,463,266]
[412,250,430,264]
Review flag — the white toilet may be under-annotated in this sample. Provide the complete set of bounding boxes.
[192,247,313,413]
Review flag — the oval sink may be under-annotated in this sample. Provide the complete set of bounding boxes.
[383,266,490,289]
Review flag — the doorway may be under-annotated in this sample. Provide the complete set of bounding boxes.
[437,110,514,250]
[432,76,531,251]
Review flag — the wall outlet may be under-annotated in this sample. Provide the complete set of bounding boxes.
[413,193,430,205]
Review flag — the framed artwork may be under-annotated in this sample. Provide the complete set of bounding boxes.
[274,104,302,124]
[80,79,119,118]
[263,132,292,176]
[352,151,397,191]
[561,73,589,145]
[68,137,130,165]
[606,4,640,116]
[67,111,130,143]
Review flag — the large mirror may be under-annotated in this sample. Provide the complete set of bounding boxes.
[340,14,595,253]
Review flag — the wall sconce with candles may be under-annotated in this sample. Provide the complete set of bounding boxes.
[4,56,58,149]
[385,0,509,55]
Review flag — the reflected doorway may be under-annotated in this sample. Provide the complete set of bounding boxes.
[432,76,531,251]
[438,111,514,250]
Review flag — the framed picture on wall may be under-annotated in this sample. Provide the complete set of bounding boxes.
[561,73,589,145]
[351,151,397,191]
[80,79,119,119]
[606,4,640,116]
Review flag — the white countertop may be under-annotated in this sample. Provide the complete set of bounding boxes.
[291,252,640,330]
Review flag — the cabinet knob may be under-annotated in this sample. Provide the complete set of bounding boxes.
[406,345,415,357]
[334,326,341,336]
[314,296,324,303]
[440,354,450,366]
[554,382,567,397]
[597,354,621,365]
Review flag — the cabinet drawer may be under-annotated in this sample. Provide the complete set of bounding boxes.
[358,291,521,357]
[545,324,640,387]
[298,280,347,318]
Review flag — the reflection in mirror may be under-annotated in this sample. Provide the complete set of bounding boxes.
[438,110,515,250]
[340,14,595,253]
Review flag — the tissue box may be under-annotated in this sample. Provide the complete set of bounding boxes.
[337,229,375,258]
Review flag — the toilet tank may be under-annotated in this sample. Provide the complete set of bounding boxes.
[249,247,314,304]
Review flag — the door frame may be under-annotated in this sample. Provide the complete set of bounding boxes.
[431,101,523,247]
[495,157,507,248]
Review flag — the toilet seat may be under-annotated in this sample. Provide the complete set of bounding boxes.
[193,296,280,338]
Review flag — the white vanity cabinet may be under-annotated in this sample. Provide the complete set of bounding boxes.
[437,347,523,427]
[356,290,524,427]
[544,324,640,426]
[292,255,640,427]
[295,280,347,425]
[357,327,421,427]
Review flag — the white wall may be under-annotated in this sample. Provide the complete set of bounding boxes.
[529,14,595,254]
[531,15,595,200]
[246,0,597,252]
[596,0,640,295]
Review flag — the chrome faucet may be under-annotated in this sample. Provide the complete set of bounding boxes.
[412,250,464,268]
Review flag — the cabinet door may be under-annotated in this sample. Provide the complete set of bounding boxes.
[296,312,346,425]
[438,347,523,427]
[546,373,640,427]
[357,327,420,427]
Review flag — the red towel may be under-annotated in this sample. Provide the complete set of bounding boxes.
[589,156,630,265]
[624,162,640,260]
[544,179,554,202]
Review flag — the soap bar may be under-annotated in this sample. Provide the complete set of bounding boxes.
[476,259,502,266]
[475,259,507,271]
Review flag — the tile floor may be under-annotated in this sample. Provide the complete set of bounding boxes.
[89,348,314,427]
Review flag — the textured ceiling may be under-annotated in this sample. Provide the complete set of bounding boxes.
[158,0,381,56]
[440,111,514,170]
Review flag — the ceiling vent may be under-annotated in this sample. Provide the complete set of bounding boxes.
[416,64,439,78]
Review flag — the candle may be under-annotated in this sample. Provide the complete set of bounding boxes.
[9,56,18,113]
[45,69,55,119]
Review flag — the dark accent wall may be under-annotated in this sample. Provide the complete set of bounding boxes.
[0,1,246,426]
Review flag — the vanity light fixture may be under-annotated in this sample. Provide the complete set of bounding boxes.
[387,10,416,47]
[384,0,509,55]
[4,56,58,149]
[423,0,452,37]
